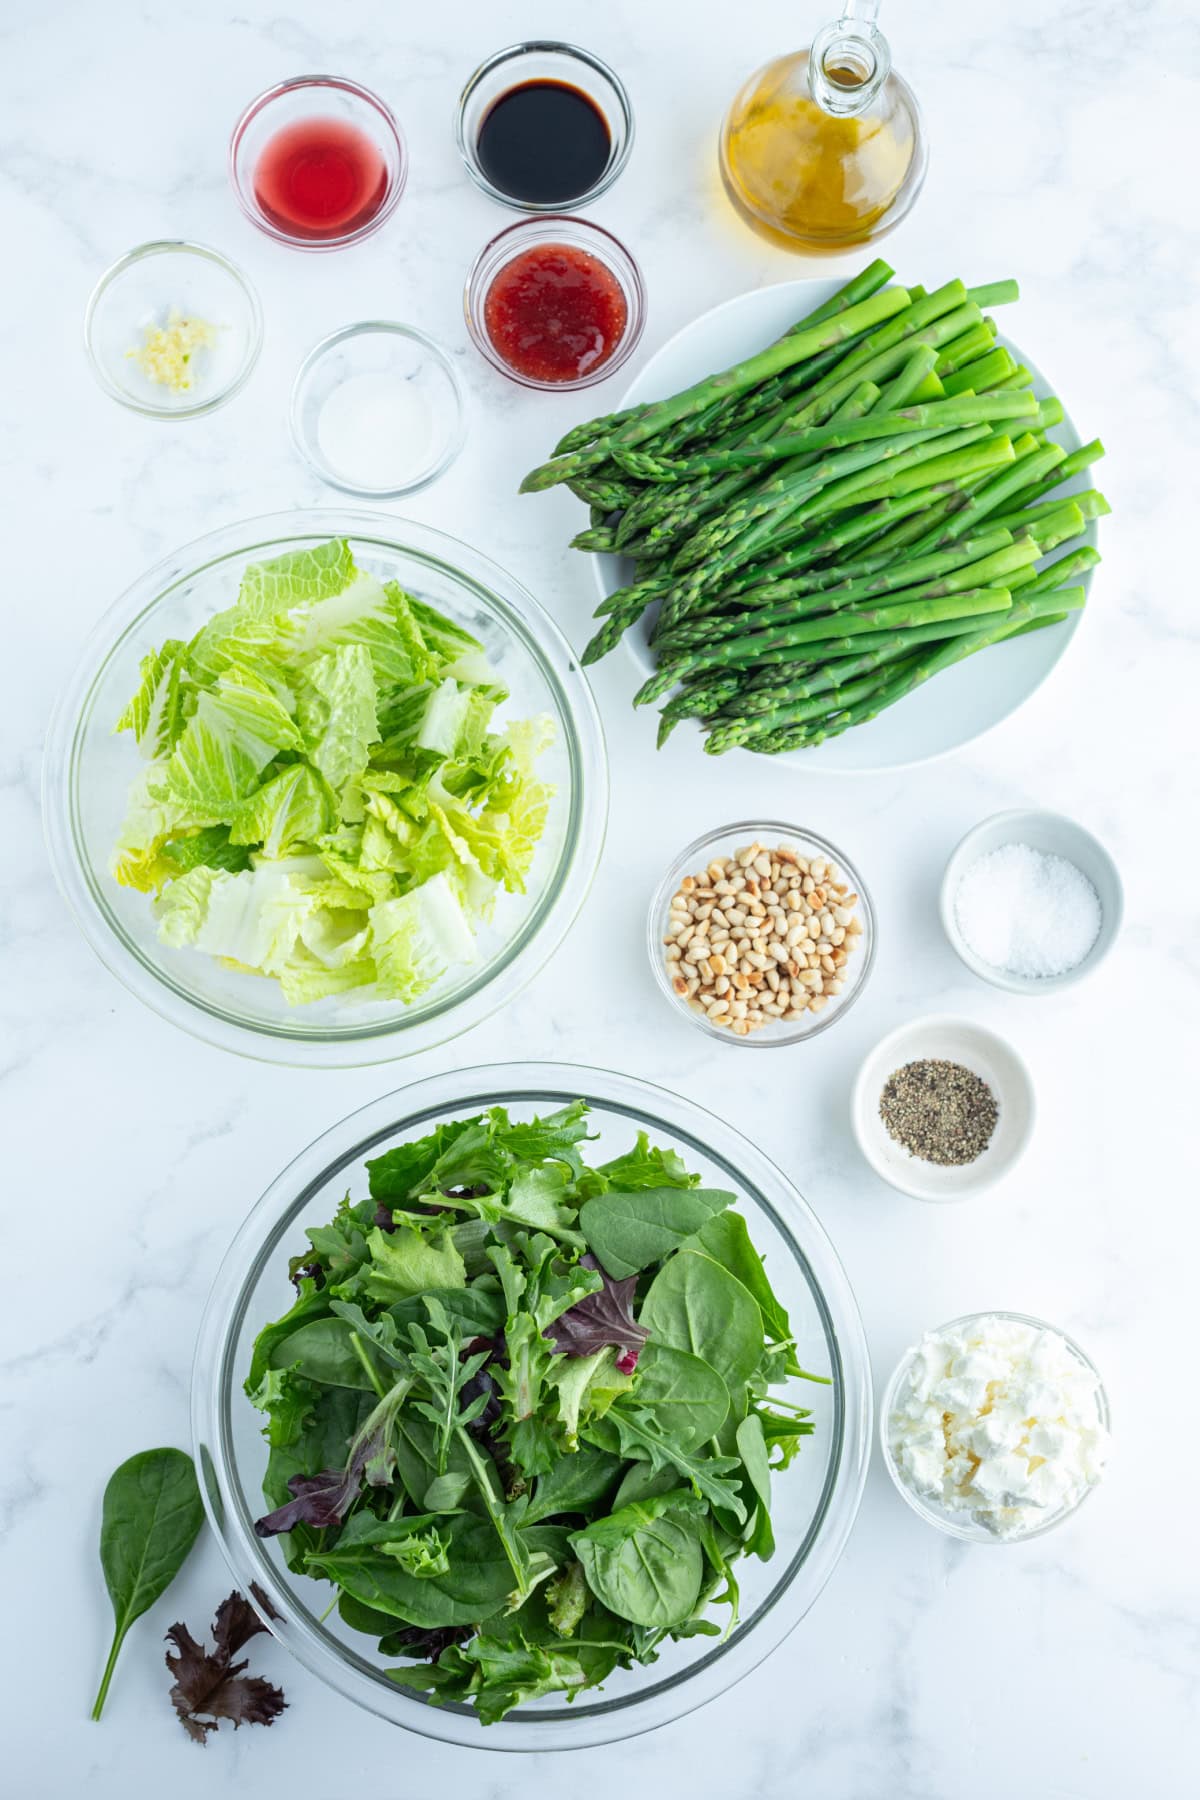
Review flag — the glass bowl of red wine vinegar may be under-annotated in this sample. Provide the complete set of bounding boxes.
[457,42,633,212]
[230,75,406,250]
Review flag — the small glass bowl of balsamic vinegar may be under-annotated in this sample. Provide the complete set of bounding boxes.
[457,42,634,211]
[230,75,407,250]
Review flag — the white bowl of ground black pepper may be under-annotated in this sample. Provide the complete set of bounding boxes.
[851,1015,1035,1201]
[940,809,1123,995]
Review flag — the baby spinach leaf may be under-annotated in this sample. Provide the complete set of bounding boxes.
[309,1513,516,1628]
[522,1445,623,1525]
[570,1493,705,1628]
[387,1284,505,1341]
[611,1461,680,1511]
[736,1413,775,1560]
[268,1315,375,1389]
[91,1448,205,1721]
[631,1342,730,1451]
[577,1188,734,1280]
[246,1284,331,1391]
[690,1210,795,1350]
[639,1251,764,1393]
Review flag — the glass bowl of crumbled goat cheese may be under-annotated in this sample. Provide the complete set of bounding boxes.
[880,1311,1110,1543]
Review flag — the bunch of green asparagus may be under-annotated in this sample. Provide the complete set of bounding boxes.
[519,260,1107,755]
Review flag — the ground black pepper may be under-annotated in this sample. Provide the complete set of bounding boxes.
[879,1058,998,1165]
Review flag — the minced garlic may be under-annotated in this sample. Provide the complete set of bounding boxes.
[127,309,219,393]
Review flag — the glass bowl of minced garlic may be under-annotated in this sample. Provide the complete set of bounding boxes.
[648,821,876,1045]
[85,240,262,418]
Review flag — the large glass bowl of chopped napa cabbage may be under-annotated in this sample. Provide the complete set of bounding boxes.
[192,1062,871,1749]
[43,512,607,1066]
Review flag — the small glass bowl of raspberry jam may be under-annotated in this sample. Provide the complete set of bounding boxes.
[230,75,406,251]
[465,216,645,390]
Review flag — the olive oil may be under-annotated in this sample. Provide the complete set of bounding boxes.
[720,2,926,251]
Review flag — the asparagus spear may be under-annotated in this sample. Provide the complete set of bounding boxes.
[520,287,913,491]
[619,390,1038,482]
[637,587,1015,703]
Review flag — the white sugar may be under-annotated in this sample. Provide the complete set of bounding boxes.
[317,372,436,491]
[953,842,1102,979]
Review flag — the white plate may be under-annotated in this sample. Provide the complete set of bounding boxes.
[592,281,1098,773]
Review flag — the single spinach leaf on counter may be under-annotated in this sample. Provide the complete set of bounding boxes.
[91,1448,206,1721]
[570,1492,705,1629]
[631,1342,731,1451]
[577,1188,734,1280]
[639,1250,764,1393]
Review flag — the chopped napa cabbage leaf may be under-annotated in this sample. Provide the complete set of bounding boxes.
[370,872,477,1003]
[296,644,379,796]
[161,667,302,821]
[111,538,555,1006]
[229,763,333,858]
[115,638,191,759]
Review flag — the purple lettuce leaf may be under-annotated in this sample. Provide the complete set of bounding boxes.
[548,1254,649,1373]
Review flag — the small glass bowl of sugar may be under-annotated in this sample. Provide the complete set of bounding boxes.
[290,322,466,497]
[940,808,1123,995]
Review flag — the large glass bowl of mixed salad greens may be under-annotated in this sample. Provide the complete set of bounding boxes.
[43,512,606,1065]
[191,1062,871,1750]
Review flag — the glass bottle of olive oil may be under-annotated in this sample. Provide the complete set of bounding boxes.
[719,1,926,251]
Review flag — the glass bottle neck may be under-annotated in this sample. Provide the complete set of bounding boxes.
[809,0,892,116]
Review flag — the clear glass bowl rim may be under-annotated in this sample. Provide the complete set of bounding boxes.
[464,214,647,392]
[190,1059,873,1750]
[646,820,878,1047]
[228,73,408,250]
[455,39,635,212]
[879,1308,1111,1544]
[289,322,468,497]
[82,239,264,419]
[40,510,608,1067]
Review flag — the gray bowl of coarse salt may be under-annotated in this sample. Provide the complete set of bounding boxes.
[940,809,1124,995]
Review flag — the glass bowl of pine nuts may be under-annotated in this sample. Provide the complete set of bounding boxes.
[648,822,876,1046]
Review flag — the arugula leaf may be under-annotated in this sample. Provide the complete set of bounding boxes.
[578,1188,734,1280]
[586,1406,747,1522]
[91,1448,205,1721]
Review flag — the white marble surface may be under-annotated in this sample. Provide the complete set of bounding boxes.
[4,0,1198,1793]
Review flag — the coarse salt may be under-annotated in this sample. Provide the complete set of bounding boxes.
[953,842,1101,979]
